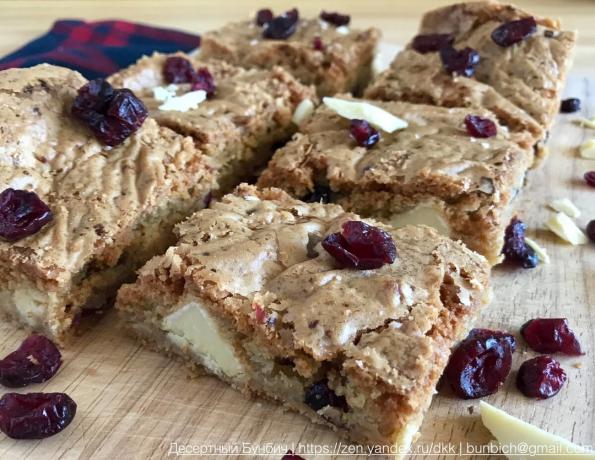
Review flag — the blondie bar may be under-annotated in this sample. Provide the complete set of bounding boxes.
[365,1,576,157]
[0,65,215,343]
[108,52,315,190]
[200,8,380,97]
[257,97,534,264]
[116,185,490,454]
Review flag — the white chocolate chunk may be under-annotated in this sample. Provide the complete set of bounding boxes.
[579,139,595,159]
[152,84,178,102]
[323,97,408,133]
[292,99,315,125]
[163,300,245,380]
[480,401,595,459]
[545,212,588,245]
[158,89,206,112]
[576,117,595,129]
[389,204,451,237]
[335,25,350,35]
[548,198,581,218]
[524,237,550,264]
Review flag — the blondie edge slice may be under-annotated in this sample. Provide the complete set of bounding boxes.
[365,0,576,161]
[200,10,380,97]
[257,97,533,264]
[116,184,490,454]
[0,65,216,343]
[108,52,316,191]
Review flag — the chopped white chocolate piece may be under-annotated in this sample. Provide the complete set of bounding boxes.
[323,97,408,133]
[579,139,595,159]
[548,198,581,218]
[480,401,595,459]
[524,237,550,264]
[158,90,207,112]
[335,26,350,35]
[152,84,178,102]
[576,117,595,129]
[389,204,451,237]
[545,212,588,245]
[292,98,315,125]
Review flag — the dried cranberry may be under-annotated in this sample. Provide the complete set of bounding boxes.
[587,220,595,243]
[163,56,197,84]
[322,220,397,270]
[304,185,331,204]
[282,450,305,460]
[492,17,537,47]
[191,67,216,96]
[319,11,350,27]
[0,335,62,388]
[584,171,595,188]
[445,328,515,399]
[349,119,380,148]
[439,46,480,77]
[560,98,581,113]
[72,79,148,146]
[411,34,454,53]
[0,392,77,439]
[255,8,274,26]
[521,318,584,355]
[0,189,53,242]
[312,36,324,51]
[263,8,299,40]
[502,217,538,269]
[304,379,347,411]
[464,115,497,138]
[517,356,566,399]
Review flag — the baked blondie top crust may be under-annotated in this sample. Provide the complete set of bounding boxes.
[117,184,490,451]
[200,14,380,97]
[365,1,576,149]
[108,52,315,189]
[0,64,216,342]
[257,97,533,263]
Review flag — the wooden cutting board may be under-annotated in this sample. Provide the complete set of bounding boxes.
[0,64,593,460]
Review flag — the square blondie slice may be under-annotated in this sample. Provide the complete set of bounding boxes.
[365,1,576,159]
[200,9,380,97]
[0,65,216,344]
[116,184,490,454]
[257,97,534,264]
[108,52,315,190]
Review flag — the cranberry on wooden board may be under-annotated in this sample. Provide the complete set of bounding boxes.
[349,119,380,148]
[282,450,305,460]
[322,220,397,270]
[584,171,595,188]
[411,34,454,53]
[72,79,148,146]
[521,318,584,355]
[0,189,53,242]
[502,217,538,269]
[464,115,497,138]
[0,392,77,439]
[587,220,595,243]
[560,98,581,113]
[491,17,537,47]
[0,335,62,388]
[445,329,515,399]
[517,356,567,399]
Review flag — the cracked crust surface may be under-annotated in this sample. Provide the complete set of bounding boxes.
[257,98,533,263]
[108,52,315,190]
[365,1,576,153]
[200,17,381,97]
[0,64,216,342]
[117,184,490,450]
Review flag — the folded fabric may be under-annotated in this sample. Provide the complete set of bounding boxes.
[0,19,201,79]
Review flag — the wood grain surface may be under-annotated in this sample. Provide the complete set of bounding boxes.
[0,2,594,459]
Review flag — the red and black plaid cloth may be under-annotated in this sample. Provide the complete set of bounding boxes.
[0,19,201,79]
